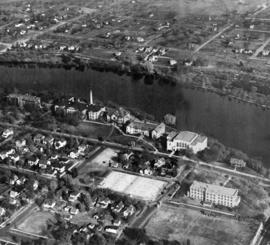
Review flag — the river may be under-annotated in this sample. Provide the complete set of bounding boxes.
[0,65,270,166]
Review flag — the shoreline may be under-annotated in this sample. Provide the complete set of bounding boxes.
[0,53,270,111]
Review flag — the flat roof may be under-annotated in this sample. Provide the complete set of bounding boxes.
[191,181,238,197]
[174,131,198,143]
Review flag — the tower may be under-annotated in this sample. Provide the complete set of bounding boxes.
[90,90,93,105]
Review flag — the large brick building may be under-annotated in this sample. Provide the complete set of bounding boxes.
[188,181,241,208]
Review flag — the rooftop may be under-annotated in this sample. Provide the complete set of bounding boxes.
[154,123,165,132]
[191,135,207,146]
[191,181,239,197]
[174,131,198,143]
[128,121,156,131]
[88,104,103,112]
[167,131,178,140]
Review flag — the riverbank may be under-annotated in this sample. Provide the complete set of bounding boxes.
[1,51,270,111]
[1,62,270,168]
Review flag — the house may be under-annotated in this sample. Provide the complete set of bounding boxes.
[10,154,20,164]
[108,107,132,124]
[54,139,67,150]
[2,128,14,138]
[104,226,118,234]
[69,151,79,159]
[10,175,19,185]
[142,168,153,175]
[68,192,81,203]
[188,181,241,208]
[78,144,87,153]
[15,139,26,148]
[69,207,79,215]
[53,166,65,174]
[33,134,45,144]
[16,177,26,185]
[10,191,19,199]
[113,201,125,213]
[0,149,15,160]
[126,121,155,137]
[154,158,166,168]
[33,180,39,190]
[0,207,6,216]
[152,123,166,139]
[169,59,177,66]
[43,201,56,210]
[123,205,135,217]
[230,158,246,168]
[98,197,112,208]
[9,198,17,205]
[28,155,39,166]
[38,159,47,169]
[167,131,207,154]
[112,219,122,227]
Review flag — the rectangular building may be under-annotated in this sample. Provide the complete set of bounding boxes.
[188,181,241,208]
[126,121,155,137]
[152,123,166,139]
[7,93,41,109]
[167,131,207,154]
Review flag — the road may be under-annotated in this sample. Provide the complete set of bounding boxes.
[0,201,36,228]
[193,24,234,54]
[251,37,270,58]
[1,121,269,185]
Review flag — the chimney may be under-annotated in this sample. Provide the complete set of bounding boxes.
[90,90,93,105]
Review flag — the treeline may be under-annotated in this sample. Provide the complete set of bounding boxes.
[117,227,190,245]
[198,137,269,177]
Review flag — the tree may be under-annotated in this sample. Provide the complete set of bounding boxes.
[49,179,58,193]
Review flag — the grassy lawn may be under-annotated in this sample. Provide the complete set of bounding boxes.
[17,211,55,235]
[78,148,119,174]
[76,148,118,184]
[61,121,113,139]
[184,167,228,186]
[146,204,258,245]
[226,178,270,217]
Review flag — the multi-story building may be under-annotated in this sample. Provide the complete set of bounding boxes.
[167,131,207,154]
[188,181,241,208]
[7,93,41,109]
[88,105,105,120]
[152,123,166,139]
[126,121,155,137]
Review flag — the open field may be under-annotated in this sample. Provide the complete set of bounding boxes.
[99,171,167,201]
[146,204,258,245]
[89,147,118,166]
[60,121,113,138]
[17,211,55,235]
[77,147,119,175]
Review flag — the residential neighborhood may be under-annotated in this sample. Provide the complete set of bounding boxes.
[0,89,267,245]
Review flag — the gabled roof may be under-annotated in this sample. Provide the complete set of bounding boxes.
[154,123,165,132]
[128,121,155,131]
